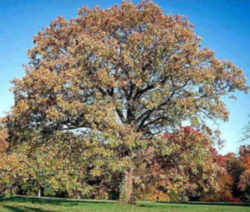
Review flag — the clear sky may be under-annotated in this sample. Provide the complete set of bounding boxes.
[1,0,249,154]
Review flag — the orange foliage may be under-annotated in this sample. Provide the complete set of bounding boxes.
[0,129,9,152]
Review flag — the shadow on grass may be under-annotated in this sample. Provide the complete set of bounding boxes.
[158,201,250,207]
[139,201,250,209]
[139,203,190,210]
[0,196,114,207]
[3,205,53,212]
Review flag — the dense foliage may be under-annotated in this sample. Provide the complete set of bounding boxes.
[139,127,221,201]
[202,145,250,202]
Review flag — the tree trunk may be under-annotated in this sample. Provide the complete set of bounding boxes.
[38,187,42,197]
[120,168,136,204]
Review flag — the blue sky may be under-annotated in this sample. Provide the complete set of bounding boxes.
[1,0,249,154]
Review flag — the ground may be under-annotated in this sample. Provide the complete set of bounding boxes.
[0,197,249,212]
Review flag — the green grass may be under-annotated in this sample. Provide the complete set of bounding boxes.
[0,197,249,212]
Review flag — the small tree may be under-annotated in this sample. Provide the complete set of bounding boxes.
[6,1,248,203]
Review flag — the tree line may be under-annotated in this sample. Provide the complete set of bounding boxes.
[0,127,249,202]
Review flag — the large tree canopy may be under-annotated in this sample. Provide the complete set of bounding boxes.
[5,0,248,203]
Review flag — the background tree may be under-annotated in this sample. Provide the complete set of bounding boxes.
[241,116,250,143]
[238,145,250,201]
[6,1,248,203]
[139,127,221,201]
[202,151,237,202]
[15,131,122,199]
[0,125,28,196]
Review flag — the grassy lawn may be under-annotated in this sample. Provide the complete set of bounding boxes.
[0,197,249,212]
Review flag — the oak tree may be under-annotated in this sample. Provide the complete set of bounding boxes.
[6,1,248,203]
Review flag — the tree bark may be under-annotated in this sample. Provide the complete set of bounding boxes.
[38,187,42,197]
[120,168,135,204]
